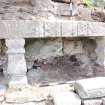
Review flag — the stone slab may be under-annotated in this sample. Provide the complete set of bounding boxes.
[57,3,70,16]
[5,86,45,104]
[1,101,45,105]
[82,99,102,105]
[0,20,104,38]
[63,38,83,55]
[51,91,81,105]
[77,21,88,36]
[75,77,105,99]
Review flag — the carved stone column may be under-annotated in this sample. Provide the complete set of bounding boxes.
[6,39,28,89]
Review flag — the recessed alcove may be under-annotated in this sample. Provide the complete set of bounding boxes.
[25,37,105,86]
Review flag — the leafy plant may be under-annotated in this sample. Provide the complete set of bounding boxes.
[83,0,94,7]
[83,0,105,8]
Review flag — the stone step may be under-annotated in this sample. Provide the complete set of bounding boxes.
[75,77,105,99]
[51,91,81,105]
[5,86,45,104]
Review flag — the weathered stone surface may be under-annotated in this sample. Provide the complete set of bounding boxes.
[0,21,104,38]
[75,77,105,99]
[1,101,45,105]
[44,21,61,37]
[14,102,45,105]
[1,102,13,105]
[25,38,63,60]
[6,21,44,38]
[5,87,45,103]
[64,38,83,55]
[82,99,102,105]
[51,91,81,105]
[56,3,70,16]
[6,39,27,75]
[61,21,78,37]
[0,101,45,105]
[78,6,93,21]
[0,0,29,4]
[0,85,6,102]
[95,37,105,67]
[0,0,104,22]
[0,0,56,20]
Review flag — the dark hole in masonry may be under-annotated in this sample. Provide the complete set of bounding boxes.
[52,0,70,4]
[0,39,8,85]
[25,37,105,86]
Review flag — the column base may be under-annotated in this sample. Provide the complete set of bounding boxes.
[8,74,28,89]
[5,85,45,104]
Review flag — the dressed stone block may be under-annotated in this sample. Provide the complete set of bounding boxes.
[75,77,105,99]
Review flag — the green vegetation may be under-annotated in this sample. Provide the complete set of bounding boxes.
[83,0,105,9]
[83,0,94,7]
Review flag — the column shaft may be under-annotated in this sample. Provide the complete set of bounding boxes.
[6,38,28,89]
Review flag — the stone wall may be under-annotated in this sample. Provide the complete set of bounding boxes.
[0,0,104,21]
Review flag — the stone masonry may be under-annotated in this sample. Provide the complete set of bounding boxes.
[0,0,105,105]
[0,20,103,105]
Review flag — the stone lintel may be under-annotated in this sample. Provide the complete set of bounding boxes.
[0,20,105,39]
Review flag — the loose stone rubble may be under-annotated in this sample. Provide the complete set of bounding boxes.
[0,77,105,105]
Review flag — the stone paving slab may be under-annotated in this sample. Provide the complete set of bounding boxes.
[0,20,105,39]
[75,77,105,99]
[51,91,81,105]
[5,86,45,104]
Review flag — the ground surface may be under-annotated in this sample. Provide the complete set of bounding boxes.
[27,55,104,86]
[0,54,104,86]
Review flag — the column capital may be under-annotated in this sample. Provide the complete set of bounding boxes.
[6,39,25,54]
